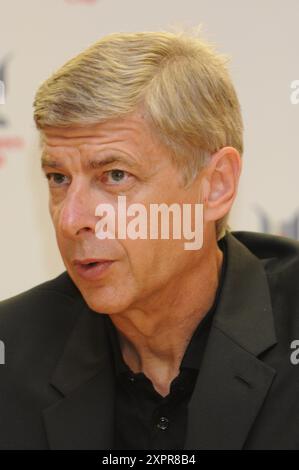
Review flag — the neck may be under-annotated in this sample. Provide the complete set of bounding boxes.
[109,243,223,396]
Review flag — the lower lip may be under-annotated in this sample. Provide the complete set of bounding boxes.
[74,261,114,281]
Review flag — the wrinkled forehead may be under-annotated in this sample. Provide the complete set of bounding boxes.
[38,111,161,150]
[38,114,175,174]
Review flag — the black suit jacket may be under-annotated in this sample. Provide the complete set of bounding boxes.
[1,230,299,450]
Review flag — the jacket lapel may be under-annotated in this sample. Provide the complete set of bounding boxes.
[184,232,277,449]
[43,231,278,450]
[43,305,115,450]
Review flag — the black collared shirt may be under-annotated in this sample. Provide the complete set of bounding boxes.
[104,237,227,450]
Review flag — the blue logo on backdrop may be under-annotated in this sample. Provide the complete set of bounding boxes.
[0,53,24,169]
[255,205,299,240]
[0,54,11,127]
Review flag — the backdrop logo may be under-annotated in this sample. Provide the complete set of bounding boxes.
[0,54,11,126]
[290,80,299,104]
[0,53,25,168]
[65,0,99,4]
[0,80,4,105]
[254,205,299,240]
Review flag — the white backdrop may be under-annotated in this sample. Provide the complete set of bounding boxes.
[1,0,298,300]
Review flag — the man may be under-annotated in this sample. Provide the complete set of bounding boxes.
[0,30,299,450]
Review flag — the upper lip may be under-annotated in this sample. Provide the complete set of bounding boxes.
[73,258,113,265]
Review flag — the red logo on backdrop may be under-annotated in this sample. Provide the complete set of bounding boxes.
[65,0,98,4]
[0,54,25,169]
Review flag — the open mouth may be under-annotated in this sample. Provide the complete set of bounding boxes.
[80,261,109,270]
[74,260,114,280]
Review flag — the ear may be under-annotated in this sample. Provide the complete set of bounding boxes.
[199,146,242,223]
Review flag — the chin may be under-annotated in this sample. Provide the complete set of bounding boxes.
[79,285,133,315]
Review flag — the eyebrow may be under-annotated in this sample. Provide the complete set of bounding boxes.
[41,155,138,171]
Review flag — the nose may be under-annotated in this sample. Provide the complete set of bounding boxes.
[58,185,98,239]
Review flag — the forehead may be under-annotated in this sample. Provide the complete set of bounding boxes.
[41,112,160,152]
[40,112,175,173]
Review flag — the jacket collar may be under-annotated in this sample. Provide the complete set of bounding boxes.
[184,231,277,449]
[213,231,276,356]
[43,304,116,449]
[43,231,277,449]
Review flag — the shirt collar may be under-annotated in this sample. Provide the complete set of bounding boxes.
[104,236,227,376]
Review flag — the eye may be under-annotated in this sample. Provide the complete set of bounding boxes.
[101,169,132,185]
[45,173,70,187]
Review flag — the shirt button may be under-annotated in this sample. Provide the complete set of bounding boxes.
[156,416,169,431]
[129,375,135,383]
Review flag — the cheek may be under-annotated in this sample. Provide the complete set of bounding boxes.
[49,200,60,229]
[49,204,69,257]
[122,238,175,286]
[114,239,156,294]
[147,238,193,282]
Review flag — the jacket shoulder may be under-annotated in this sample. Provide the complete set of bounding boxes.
[231,230,299,275]
[0,271,83,331]
[0,271,86,380]
[231,230,299,330]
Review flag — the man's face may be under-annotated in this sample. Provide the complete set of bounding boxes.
[41,111,207,314]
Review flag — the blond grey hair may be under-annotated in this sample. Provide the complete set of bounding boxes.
[33,29,243,240]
